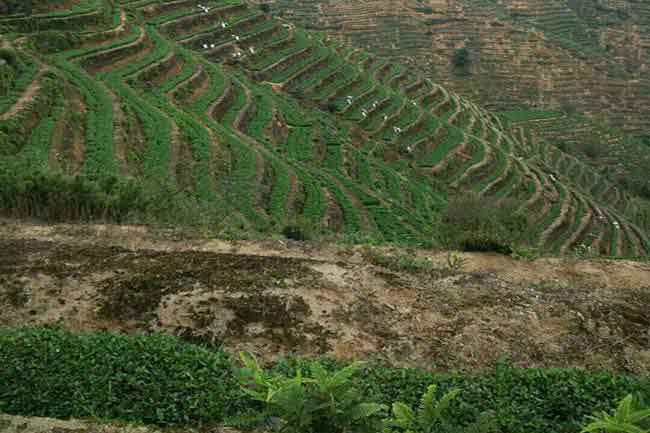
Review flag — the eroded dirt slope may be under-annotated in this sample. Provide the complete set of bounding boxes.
[1,221,649,373]
[0,414,229,433]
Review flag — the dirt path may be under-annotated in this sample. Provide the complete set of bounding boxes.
[1,221,649,373]
[0,414,240,433]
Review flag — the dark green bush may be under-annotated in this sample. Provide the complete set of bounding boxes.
[31,31,81,53]
[439,194,527,254]
[0,172,145,222]
[452,48,471,75]
[0,327,245,426]
[457,232,513,255]
[259,3,271,13]
[282,217,317,241]
[0,170,230,227]
[0,48,17,68]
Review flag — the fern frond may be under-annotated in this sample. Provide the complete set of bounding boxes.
[390,402,415,429]
[329,361,366,390]
[417,385,460,428]
[617,395,636,424]
[310,362,330,393]
[421,384,438,412]
[435,388,461,418]
[582,419,648,433]
[628,408,650,424]
[350,402,387,420]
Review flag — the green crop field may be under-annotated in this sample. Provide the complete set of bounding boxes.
[0,0,648,256]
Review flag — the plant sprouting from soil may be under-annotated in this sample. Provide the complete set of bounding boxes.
[237,352,387,433]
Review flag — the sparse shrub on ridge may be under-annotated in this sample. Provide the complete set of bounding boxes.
[0,47,18,68]
[282,216,319,241]
[452,48,471,75]
[439,194,527,254]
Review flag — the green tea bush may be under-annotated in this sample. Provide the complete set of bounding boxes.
[0,327,245,426]
[358,362,650,433]
[2,328,649,433]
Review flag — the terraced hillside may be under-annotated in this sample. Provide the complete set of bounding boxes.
[271,0,650,136]
[1,0,649,256]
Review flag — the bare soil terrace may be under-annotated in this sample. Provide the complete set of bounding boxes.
[1,221,649,373]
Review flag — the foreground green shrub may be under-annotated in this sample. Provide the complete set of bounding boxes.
[0,327,244,426]
[358,362,650,433]
[238,353,387,433]
[1,327,649,433]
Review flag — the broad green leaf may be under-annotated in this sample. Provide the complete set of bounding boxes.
[628,408,650,424]
[391,402,415,429]
[350,402,387,420]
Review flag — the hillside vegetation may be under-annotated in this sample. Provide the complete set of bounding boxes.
[1,0,649,256]
[271,0,650,134]
[271,0,650,208]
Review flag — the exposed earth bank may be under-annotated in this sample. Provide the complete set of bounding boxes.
[1,221,649,373]
[0,414,235,433]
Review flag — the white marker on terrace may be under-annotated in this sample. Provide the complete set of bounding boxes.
[234,35,240,41]
[202,43,209,49]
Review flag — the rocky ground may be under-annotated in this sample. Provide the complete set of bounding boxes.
[0,414,238,433]
[1,220,649,373]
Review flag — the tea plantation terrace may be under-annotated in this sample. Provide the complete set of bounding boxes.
[0,0,648,255]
